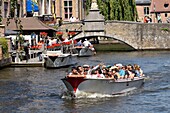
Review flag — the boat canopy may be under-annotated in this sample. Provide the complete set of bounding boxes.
[26,0,39,13]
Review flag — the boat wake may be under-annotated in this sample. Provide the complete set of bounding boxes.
[143,85,170,94]
[61,89,139,99]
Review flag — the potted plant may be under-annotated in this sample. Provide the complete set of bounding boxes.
[56,31,64,41]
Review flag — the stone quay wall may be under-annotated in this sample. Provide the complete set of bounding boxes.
[0,57,11,69]
[0,45,11,69]
[0,25,11,68]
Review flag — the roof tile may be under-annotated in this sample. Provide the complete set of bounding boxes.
[2,17,56,31]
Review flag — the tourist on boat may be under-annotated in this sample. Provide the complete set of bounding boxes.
[83,65,90,71]
[82,39,96,55]
[83,39,92,47]
[77,65,84,75]
[67,67,79,77]
[124,65,130,78]
[83,65,90,75]
[134,64,144,77]
[110,66,121,80]
[91,68,105,78]
[116,63,125,79]
[102,68,109,77]
[107,69,114,78]
[87,63,104,75]
[76,40,83,46]
[66,63,144,80]
[127,64,136,78]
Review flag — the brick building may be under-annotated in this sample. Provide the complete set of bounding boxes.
[136,0,170,23]
[136,0,151,22]
[0,0,25,18]
[57,0,85,21]
[150,0,170,23]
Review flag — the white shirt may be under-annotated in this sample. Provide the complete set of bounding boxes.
[83,40,91,47]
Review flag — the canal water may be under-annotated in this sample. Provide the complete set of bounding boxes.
[0,51,170,113]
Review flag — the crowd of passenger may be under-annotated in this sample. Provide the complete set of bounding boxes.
[67,63,144,80]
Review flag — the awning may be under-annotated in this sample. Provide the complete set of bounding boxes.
[5,29,19,36]
[26,0,39,13]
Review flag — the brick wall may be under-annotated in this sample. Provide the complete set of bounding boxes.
[0,25,5,37]
[136,5,151,22]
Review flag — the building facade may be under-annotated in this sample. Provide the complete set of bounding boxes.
[59,0,85,21]
[0,0,25,18]
[136,0,170,23]
[136,0,151,22]
[38,0,85,21]
[150,0,170,23]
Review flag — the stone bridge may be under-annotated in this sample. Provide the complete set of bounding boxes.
[58,1,170,50]
[59,21,170,50]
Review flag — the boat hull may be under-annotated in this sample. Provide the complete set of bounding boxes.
[61,77,145,95]
[44,54,77,68]
[72,48,94,57]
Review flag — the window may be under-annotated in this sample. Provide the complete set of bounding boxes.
[69,1,72,6]
[64,1,68,6]
[4,2,8,18]
[64,0,72,20]
[165,13,168,17]
[144,7,149,15]
[164,3,169,8]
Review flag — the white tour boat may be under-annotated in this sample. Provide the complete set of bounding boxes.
[61,76,145,96]
[43,45,78,68]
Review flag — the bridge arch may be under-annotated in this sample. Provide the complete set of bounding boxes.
[73,32,137,50]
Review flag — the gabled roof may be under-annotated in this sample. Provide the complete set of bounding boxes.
[150,0,170,13]
[2,17,56,31]
[136,0,151,5]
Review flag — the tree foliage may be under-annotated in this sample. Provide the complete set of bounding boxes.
[0,37,9,57]
[10,0,19,17]
[97,0,138,21]
[86,0,92,15]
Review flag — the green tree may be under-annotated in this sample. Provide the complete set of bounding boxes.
[86,0,92,15]
[97,0,138,21]
[0,37,9,57]
[10,0,19,17]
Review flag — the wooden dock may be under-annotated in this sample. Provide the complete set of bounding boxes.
[10,56,44,67]
[10,62,44,67]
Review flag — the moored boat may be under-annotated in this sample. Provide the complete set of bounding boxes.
[72,46,96,57]
[44,50,77,68]
[43,44,78,68]
[61,76,145,96]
